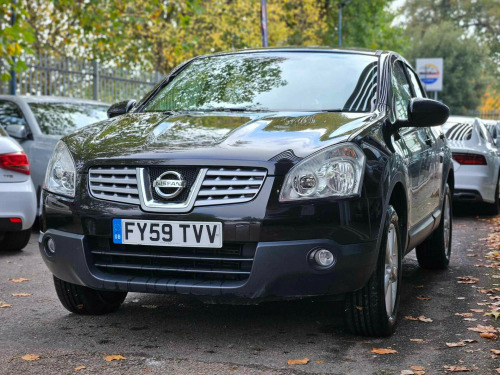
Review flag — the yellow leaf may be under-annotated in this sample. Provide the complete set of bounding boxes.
[105,354,126,362]
[21,354,41,361]
[371,347,397,354]
[287,358,309,365]
[9,278,30,283]
[74,366,86,371]
[0,301,12,308]
[485,311,500,320]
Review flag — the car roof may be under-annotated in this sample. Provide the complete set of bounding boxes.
[0,95,108,106]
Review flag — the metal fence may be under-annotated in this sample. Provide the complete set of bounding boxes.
[464,110,500,121]
[0,54,163,103]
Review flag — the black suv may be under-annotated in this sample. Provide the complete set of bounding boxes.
[39,48,453,337]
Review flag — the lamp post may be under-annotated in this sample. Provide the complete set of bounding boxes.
[338,0,352,47]
[260,0,269,47]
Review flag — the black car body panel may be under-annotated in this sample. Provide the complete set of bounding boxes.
[39,48,453,302]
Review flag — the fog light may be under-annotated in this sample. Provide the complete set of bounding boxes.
[313,248,335,267]
[46,237,56,254]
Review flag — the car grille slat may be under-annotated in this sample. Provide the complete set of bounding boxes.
[88,167,140,205]
[88,238,256,282]
[195,167,267,206]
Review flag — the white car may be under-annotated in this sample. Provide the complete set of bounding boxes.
[0,126,36,251]
[442,116,500,214]
[484,119,500,151]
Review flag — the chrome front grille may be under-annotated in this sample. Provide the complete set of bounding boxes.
[88,166,267,208]
[88,167,140,205]
[195,167,267,206]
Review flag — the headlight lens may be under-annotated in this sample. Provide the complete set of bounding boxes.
[44,141,76,198]
[279,143,365,201]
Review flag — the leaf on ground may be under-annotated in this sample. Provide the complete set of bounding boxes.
[496,368,500,374]
[74,366,86,371]
[12,293,31,297]
[411,366,425,370]
[446,341,466,347]
[410,338,424,342]
[417,296,431,301]
[287,358,309,365]
[371,348,397,355]
[104,355,126,362]
[485,311,500,320]
[400,370,414,375]
[463,318,477,322]
[468,324,499,333]
[0,301,12,308]
[457,276,479,284]
[416,315,433,323]
[315,360,325,364]
[480,332,498,340]
[470,309,484,313]
[491,349,500,354]
[443,365,472,372]
[455,313,474,318]
[21,354,41,361]
[8,278,30,283]
[492,275,500,279]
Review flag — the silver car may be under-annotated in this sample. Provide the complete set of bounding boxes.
[0,96,109,210]
[0,126,36,251]
[442,116,500,214]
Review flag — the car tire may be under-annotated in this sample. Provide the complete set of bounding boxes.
[53,276,127,315]
[0,229,31,251]
[484,174,499,215]
[344,205,402,337]
[416,183,452,269]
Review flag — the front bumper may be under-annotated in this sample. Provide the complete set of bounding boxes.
[39,229,377,301]
[0,179,37,231]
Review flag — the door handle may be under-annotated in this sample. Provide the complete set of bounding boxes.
[425,137,433,146]
[439,133,445,140]
[439,152,444,163]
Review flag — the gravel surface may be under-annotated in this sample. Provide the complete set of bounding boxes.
[1,209,499,374]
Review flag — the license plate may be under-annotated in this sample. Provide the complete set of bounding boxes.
[112,219,222,248]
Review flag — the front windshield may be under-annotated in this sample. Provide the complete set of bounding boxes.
[29,102,109,136]
[143,52,378,113]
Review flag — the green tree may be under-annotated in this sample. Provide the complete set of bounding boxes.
[0,0,34,80]
[406,22,491,113]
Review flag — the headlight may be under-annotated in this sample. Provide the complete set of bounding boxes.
[279,143,365,201]
[44,141,76,198]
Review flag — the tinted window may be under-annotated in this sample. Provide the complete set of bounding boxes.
[391,62,412,120]
[0,101,28,127]
[406,67,425,98]
[29,103,108,136]
[143,52,378,112]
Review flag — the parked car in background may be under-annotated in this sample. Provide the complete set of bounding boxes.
[0,96,109,210]
[39,48,452,337]
[0,126,36,251]
[443,116,500,214]
[484,119,500,151]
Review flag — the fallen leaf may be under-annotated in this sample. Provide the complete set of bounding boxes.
[470,309,484,313]
[417,296,431,301]
[446,341,466,347]
[496,368,500,374]
[455,313,474,318]
[355,306,363,311]
[463,318,477,322]
[492,275,500,279]
[371,348,397,355]
[104,355,126,362]
[0,301,12,308]
[485,311,500,320]
[287,358,309,365]
[411,366,425,371]
[461,339,477,343]
[480,332,498,340]
[315,360,325,364]
[401,371,414,375]
[12,293,31,297]
[410,338,424,342]
[468,324,499,333]
[8,278,30,283]
[443,365,472,372]
[457,276,479,284]
[74,366,86,371]
[418,315,433,323]
[467,254,479,257]
[21,354,41,361]
[491,349,500,354]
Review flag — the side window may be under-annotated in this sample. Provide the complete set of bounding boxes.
[391,62,412,120]
[406,67,425,98]
[0,101,28,127]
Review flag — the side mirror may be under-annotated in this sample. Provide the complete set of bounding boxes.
[384,98,450,134]
[107,100,137,119]
[5,124,28,139]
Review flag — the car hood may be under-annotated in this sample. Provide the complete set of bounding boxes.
[64,111,375,173]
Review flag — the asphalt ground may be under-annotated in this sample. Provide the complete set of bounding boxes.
[0,207,499,374]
